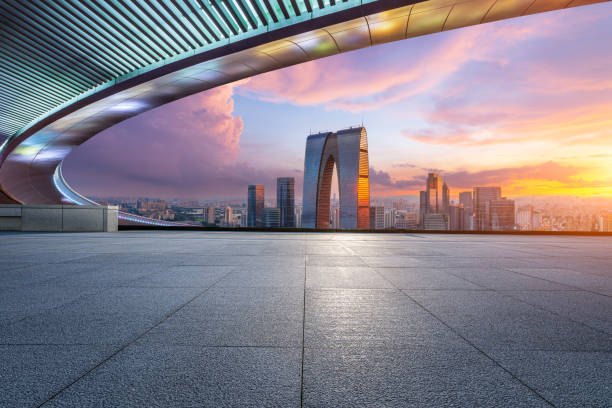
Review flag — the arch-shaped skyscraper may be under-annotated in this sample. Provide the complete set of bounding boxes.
[303,127,370,229]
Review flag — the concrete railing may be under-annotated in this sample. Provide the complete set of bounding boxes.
[0,205,118,232]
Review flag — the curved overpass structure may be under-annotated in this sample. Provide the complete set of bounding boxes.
[0,0,606,212]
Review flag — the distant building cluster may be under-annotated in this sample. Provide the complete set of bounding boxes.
[368,173,516,232]
[96,129,611,232]
[246,178,299,228]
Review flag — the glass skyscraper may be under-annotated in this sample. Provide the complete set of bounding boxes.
[302,126,370,229]
[426,173,441,214]
[473,186,501,231]
[247,185,264,228]
[276,177,295,228]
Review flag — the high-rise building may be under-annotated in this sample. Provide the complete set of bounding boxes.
[276,177,295,228]
[247,185,264,228]
[448,205,465,231]
[224,206,233,227]
[473,187,501,231]
[488,198,515,231]
[419,190,427,226]
[426,173,441,214]
[384,208,396,229]
[442,181,450,214]
[459,191,472,209]
[302,127,370,229]
[459,191,473,231]
[262,207,280,228]
[239,210,247,228]
[369,206,385,230]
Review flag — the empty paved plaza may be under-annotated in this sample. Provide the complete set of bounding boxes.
[0,231,611,407]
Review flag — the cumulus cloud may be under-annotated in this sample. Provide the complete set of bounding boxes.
[63,84,255,198]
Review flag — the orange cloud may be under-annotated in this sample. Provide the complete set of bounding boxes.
[371,161,612,197]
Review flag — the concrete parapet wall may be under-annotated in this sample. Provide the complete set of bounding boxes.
[0,205,117,232]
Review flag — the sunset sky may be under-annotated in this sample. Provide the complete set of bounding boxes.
[63,2,612,201]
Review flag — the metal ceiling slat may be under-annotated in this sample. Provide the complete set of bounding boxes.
[14,1,132,77]
[0,93,56,116]
[0,109,40,123]
[108,1,175,58]
[289,0,301,16]
[222,0,249,32]
[67,0,152,68]
[261,0,279,22]
[0,3,113,83]
[182,0,220,41]
[0,6,119,81]
[0,96,52,116]
[118,0,182,55]
[0,48,88,92]
[53,0,156,67]
[0,33,102,88]
[0,100,53,121]
[247,0,269,26]
[0,48,90,94]
[132,1,190,53]
[0,78,71,105]
[152,1,202,49]
[276,0,291,19]
[0,64,82,102]
[37,0,142,72]
[170,0,212,44]
[303,0,313,12]
[198,1,230,38]
[210,1,240,36]
[0,80,67,108]
[236,0,258,29]
[93,2,164,61]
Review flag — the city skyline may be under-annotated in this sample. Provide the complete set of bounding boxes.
[53,4,612,202]
[100,165,612,232]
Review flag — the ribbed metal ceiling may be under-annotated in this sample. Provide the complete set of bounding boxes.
[0,0,356,139]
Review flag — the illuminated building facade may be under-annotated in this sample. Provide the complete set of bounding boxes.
[302,127,370,230]
[488,198,516,231]
[263,207,280,228]
[247,185,264,228]
[276,177,295,228]
[473,187,502,231]
[426,173,441,214]
[370,206,385,230]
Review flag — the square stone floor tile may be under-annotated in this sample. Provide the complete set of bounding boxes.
[0,345,116,408]
[44,345,302,408]
[303,346,549,408]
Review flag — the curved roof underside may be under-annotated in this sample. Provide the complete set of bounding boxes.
[0,0,607,206]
